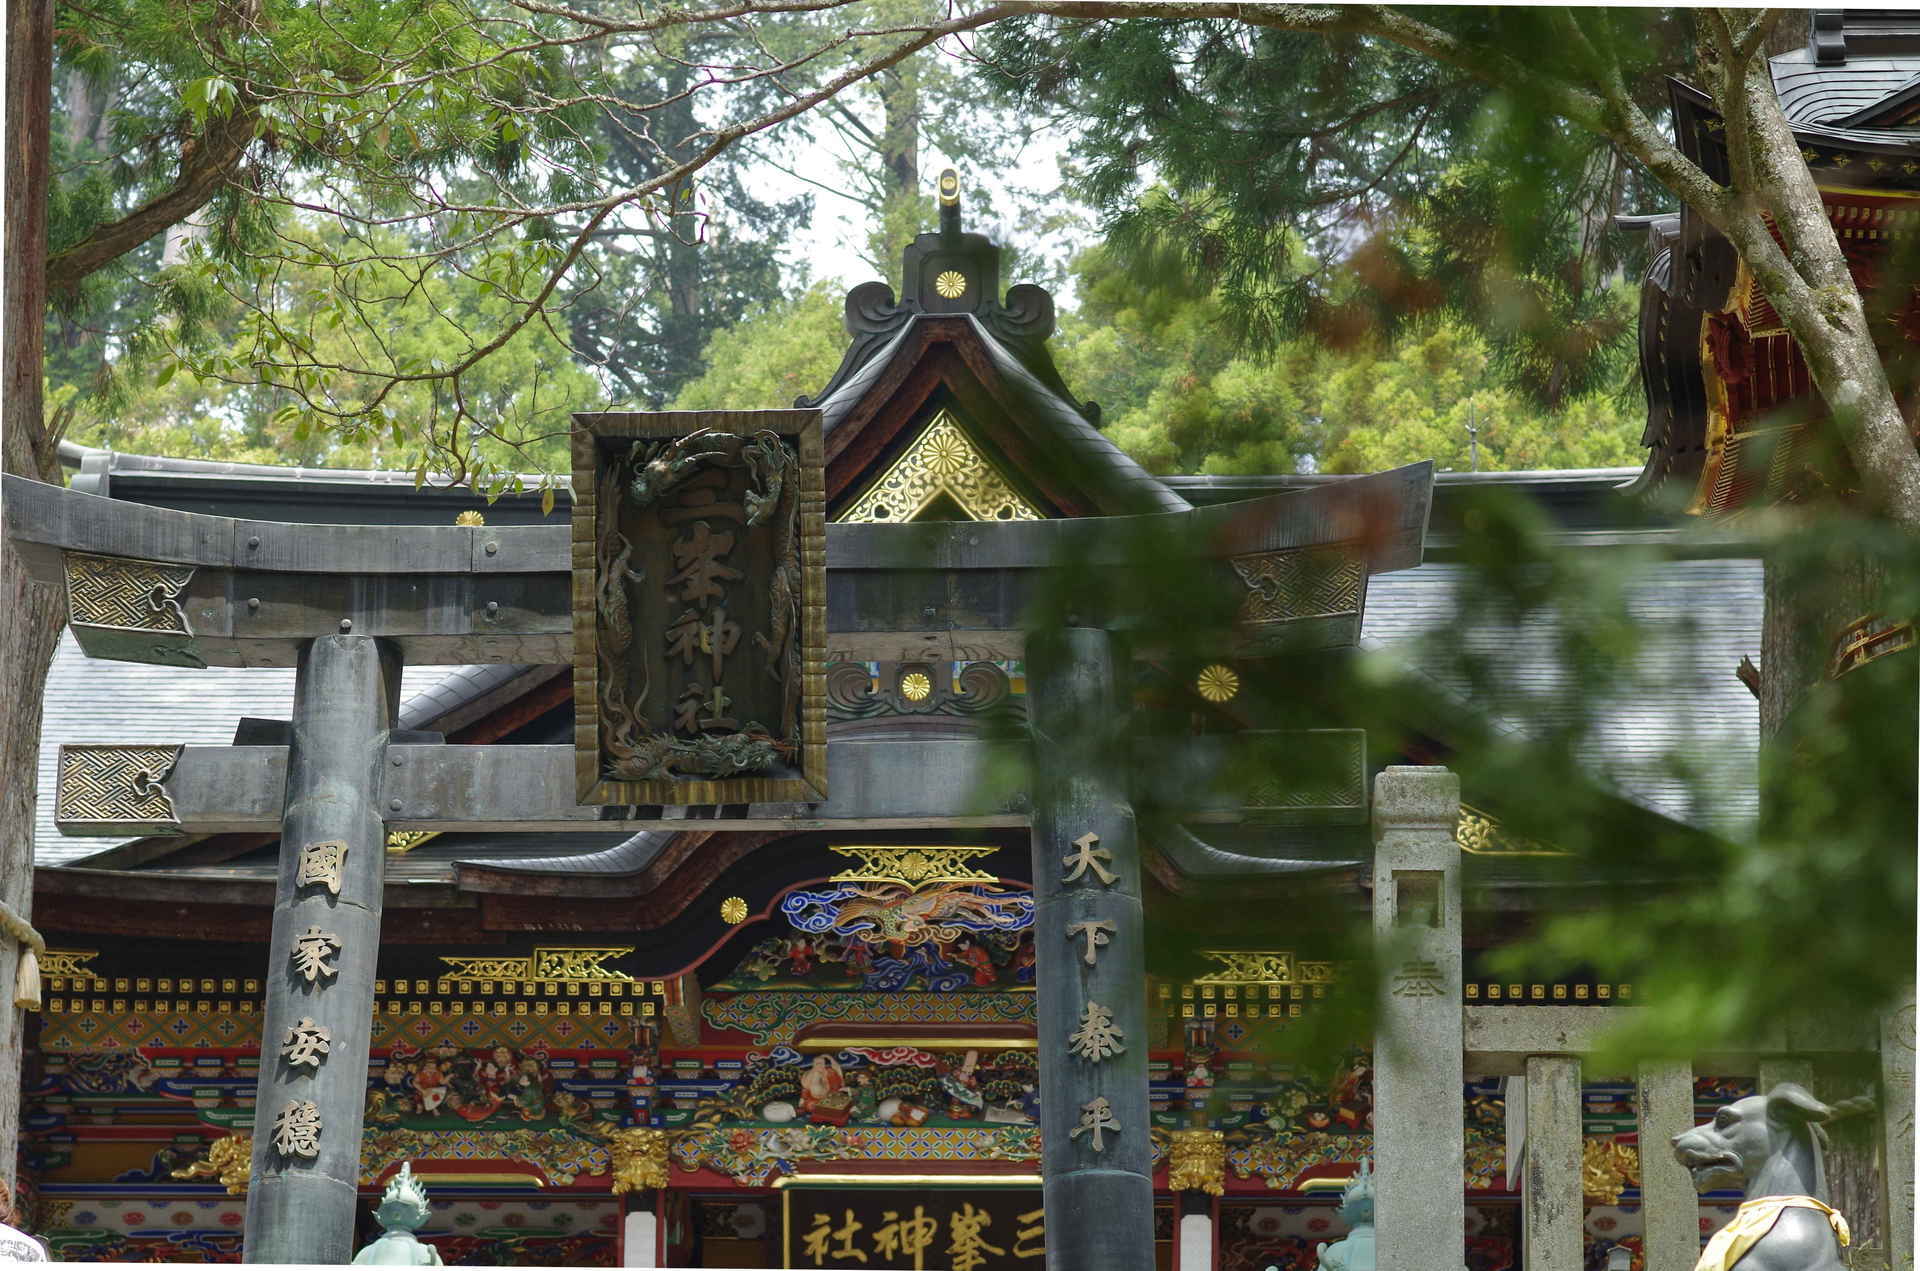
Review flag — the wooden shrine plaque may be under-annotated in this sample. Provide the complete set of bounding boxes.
[571,410,826,805]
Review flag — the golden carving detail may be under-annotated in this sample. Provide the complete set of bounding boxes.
[454,510,485,527]
[38,950,100,980]
[1196,664,1240,702]
[1192,950,1334,987]
[608,1127,672,1193]
[838,413,1043,524]
[1456,805,1566,857]
[386,830,439,854]
[720,896,749,925]
[171,1134,253,1194]
[829,844,1000,890]
[1582,1136,1639,1205]
[934,270,968,299]
[440,947,635,985]
[1830,614,1916,679]
[899,670,934,701]
[1230,545,1364,624]
[1168,1128,1226,1195]
[55,745,183,832]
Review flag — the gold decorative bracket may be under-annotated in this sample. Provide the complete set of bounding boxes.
[1167,1128,1226,1195]
[38,950,99,980]
[63,551,204,667]
[837,413,1044,524]
[609,1127,672,1193]
[828,844,1001,889]
[171,1134,252,1195]
[56,744,184,835]
[1191,950,1335,986]
[1455,805,1567,857]
[439,946,635,986]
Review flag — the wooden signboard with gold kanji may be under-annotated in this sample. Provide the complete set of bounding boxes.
[571,410,826,806]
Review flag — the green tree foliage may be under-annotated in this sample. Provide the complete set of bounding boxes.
[984,14,1675,407]
[62,218,600,479]
[669,283,849,411]
[1053,245,1642,475]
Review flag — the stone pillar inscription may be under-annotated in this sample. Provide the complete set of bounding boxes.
[244,634,399,1263]
[1028,628,1153,1271]
[1370,765,1464,1270]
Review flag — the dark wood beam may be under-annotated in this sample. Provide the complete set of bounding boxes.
[4,464,1432,668]
[54,732,1372,838]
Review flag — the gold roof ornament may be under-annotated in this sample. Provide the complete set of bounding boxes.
[454,510,485,526]
[837,413,1043,524]
[828,844,1000,890]
[1582,1136,1639,1205]
[1191,950,1334,986]
[609,1128,672,1193]
[1455,805,1566,857]
[171,1134,253,1195]
[440,946,635,985]
[1167,1129,1226,1195]
[720,896,750,925]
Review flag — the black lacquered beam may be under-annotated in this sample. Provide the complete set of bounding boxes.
[54,731,1375,837]
[5,465,1431,668]
[54,739,1035,835]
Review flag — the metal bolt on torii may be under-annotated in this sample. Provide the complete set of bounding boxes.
[1028,628,1154,1271]
[244,635,401,1264]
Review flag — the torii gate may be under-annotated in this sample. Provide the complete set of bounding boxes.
[13,451,1464,1269]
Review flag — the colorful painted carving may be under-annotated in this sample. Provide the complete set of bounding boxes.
[711,878,1034,995]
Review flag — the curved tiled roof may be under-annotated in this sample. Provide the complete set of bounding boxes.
[813,314,1190,517]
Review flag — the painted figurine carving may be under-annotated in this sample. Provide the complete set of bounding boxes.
[1671,1083,1850,1271]
[1315,1157,1375,1271]
[352,1162,443,1266]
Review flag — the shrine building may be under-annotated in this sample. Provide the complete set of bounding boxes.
[7,26,1917,1267]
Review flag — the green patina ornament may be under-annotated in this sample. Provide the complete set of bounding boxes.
[352,1162,443,1266]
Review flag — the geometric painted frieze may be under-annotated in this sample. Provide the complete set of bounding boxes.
[837,412,1044,525]
[1229,543,1366,646]
[1240,729,1367,817]
[55,744,184,835]
[702,990,1036,1048]
[62,550,204,667]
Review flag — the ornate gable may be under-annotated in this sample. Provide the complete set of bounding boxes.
[803,171,1187,521]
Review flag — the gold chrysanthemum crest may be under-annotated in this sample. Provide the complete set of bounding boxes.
[1196,664,1240,702]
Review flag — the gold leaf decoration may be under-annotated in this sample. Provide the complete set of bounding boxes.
[934,270,967,299]
[720,896,749,925]
[837,413,1042,524]
[900,671,933,702]
[1168,1128,1226,1195]
[1196,664,1240,702]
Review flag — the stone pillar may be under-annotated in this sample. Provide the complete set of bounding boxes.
[1883,990,1916,1271]
[244,635,400,1263]
[1635,1061,1700,1271]
[1028,628,1153,1271]
[1522,1055,1583,1271]
[1370,765,1464,1271]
